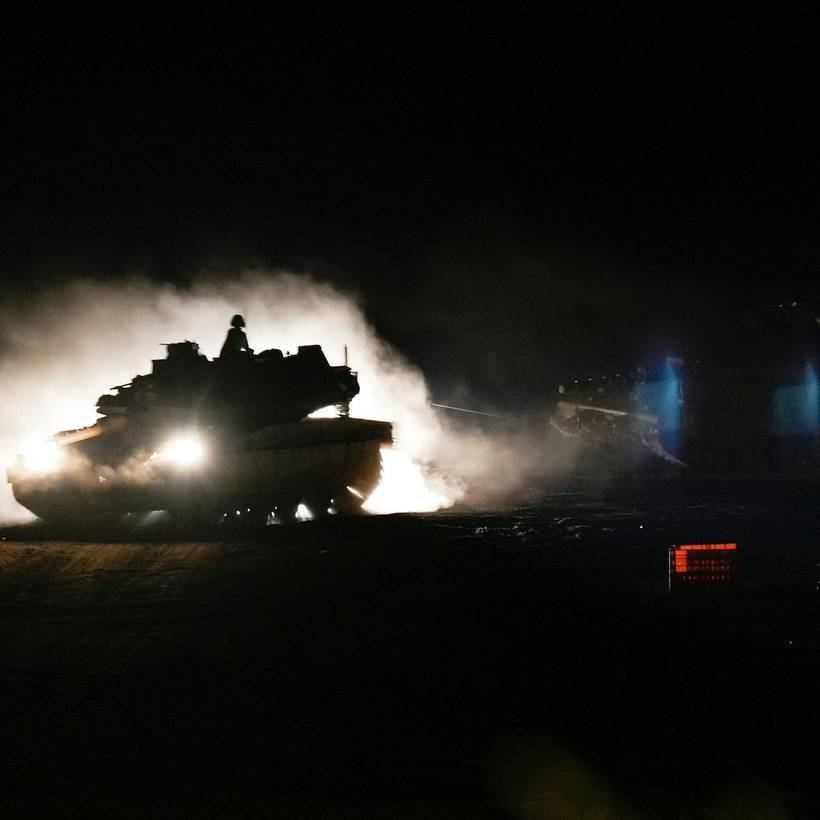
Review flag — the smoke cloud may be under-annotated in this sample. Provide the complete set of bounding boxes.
[0,270,563,523]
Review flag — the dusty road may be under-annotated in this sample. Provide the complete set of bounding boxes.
[1,483,819,818]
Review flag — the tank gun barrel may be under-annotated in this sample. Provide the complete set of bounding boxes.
[429,402,514,420]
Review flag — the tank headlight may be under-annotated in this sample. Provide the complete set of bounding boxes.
[19,438,64,475]
[157,434,206,467]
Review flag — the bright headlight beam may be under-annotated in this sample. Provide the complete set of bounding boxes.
[20,438,64,475]
[158,434,205,467]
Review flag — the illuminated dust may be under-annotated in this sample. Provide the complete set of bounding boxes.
[0,272,568,523]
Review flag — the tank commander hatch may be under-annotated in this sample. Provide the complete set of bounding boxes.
[219,314,255,359]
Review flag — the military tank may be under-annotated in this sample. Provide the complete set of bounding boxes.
[551,302,820,475]
[8,340,392,529]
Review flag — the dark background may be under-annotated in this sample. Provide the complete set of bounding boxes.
[2,4,818,406]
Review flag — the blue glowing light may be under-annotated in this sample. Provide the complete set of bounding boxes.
[657,358,683,455]
[772,362,819,437]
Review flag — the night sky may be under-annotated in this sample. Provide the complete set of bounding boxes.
[2,5,818,407]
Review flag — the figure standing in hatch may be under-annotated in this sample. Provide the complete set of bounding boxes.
[220,314,254,359]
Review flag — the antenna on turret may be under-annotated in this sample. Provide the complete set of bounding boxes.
[344,344,349,367]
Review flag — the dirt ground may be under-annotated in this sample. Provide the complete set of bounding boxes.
[1,480,819,818]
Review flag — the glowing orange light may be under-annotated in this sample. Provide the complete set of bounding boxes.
[677,543,737,551]
[672,543,737,574]
[668,542,740,592]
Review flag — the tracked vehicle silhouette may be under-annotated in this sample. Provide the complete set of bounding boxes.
[8,340,391,530]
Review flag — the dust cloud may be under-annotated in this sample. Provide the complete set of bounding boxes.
[0,271,561,522]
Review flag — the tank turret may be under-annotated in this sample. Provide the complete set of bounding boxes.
[96,342,360,427]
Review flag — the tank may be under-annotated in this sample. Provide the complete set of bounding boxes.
[551,302,820,475]
[7,341,392,529]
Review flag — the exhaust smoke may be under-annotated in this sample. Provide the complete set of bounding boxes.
[0,270,563,523]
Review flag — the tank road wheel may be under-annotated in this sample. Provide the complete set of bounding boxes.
[331,486,367,516]
[44,510,127,538]
[167,504,225,535]
[17,492,126,537]
[331,445,383,516]
[305,494,333,519]
[273,496,300,525]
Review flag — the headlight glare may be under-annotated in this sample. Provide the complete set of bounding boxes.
[19,438,64,475]
[156,434,206,467]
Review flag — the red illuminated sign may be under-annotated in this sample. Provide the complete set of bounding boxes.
[668,543,740,591]
[672,543,737,573]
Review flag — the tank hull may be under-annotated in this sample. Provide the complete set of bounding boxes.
[9,418,392,526]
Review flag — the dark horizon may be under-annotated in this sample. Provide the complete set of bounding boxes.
[3,4,819,406]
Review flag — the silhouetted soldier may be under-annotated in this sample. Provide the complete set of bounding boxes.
[220,314,254,359]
